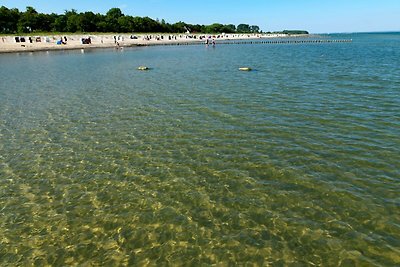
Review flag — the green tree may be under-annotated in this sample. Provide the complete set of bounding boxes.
[190,24,205,33]
[17,6,38,32]
[140,17,161,32]
[118,15,134,32]
[0,6,20,33]
[171,21,187,33]
[224,24,236,33]
[237,24,250,33]
[80,12,97,32]
[105,8,124,32]
[159,19,173,32]
[95,13,107,32]
[250,25,260,33]
[204,23,225,33]
[65,10,81,32]
[36,13,54,32]
[0,4,265,34]
[52,15,67,32]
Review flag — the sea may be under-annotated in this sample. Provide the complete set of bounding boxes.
[0,32,399,266]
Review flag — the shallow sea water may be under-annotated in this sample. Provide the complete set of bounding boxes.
[0,33,399,266]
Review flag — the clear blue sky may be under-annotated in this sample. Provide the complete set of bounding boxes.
[1,0,399,33]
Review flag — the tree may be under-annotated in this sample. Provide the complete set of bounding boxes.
[65,9,81,32]
[224,24,236,33]
[171,21,188,33]
[80,12,97,32]
[36,13,54,32]
[52,15,67,32]
[140,17,162,32]
[17,6,38,32]
[190,24,205,33]
[0,6,20,33]
[105,8,124,32]
[237,24,250,33]
[250,25,260,33]
[118,16,134,32]
[95,13,107,32]
[0,4,265,34]
[204,23,225,33]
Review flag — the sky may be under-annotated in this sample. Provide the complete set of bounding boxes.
[1,0,399,33]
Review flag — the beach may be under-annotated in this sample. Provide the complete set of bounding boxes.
[0,33,296,53]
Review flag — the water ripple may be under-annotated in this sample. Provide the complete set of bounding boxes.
[0,33,399,265]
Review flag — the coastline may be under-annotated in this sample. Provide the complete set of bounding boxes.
[0,33,305,54]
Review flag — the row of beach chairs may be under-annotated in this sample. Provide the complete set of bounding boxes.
[14,36,51,43]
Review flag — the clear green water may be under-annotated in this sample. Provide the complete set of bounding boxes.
[0,33,399,266]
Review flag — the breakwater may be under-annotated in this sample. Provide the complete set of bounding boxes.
[138,39,353,46]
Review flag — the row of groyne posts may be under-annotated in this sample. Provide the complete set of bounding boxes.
[138,39,352,47]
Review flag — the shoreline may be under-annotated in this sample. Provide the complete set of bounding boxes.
[0,33,308,54]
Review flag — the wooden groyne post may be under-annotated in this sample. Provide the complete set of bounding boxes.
[138,39,353,47]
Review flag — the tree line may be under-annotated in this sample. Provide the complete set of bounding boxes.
[0,6,261,34]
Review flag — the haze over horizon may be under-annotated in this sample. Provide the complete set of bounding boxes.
[1,0,399,33]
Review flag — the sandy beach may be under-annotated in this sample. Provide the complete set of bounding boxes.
[0,33,293,53]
